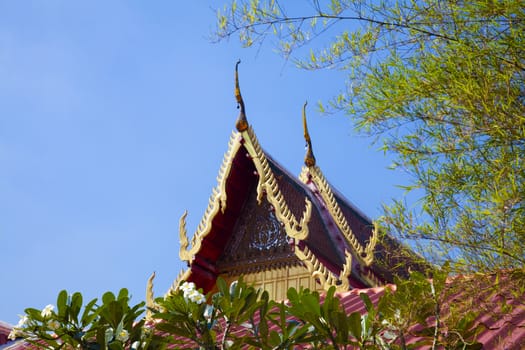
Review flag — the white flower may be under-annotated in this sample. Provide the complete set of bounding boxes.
[16,315,28,328]
[8,327,24,340]
[8,329,18,340]
[116,329,129,342]
[187,289,206,304]
[8,315,29,340]
[178,281,206,304]
[41,304,55,318]
[47,319,60,331]
[179,281,196,293]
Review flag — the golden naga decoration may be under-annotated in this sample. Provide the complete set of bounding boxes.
[294,243,353,291]
[178,131,245,263]
[295,242,381,289]
[217,131,243,212]
[299,165,378,267]
[178,183,222,262]
[365,222,380,266]
[363,266,383,287]
[178,211,192,262]
[167,268,191,296]
[242,125,312,240]
[146,271,156,320]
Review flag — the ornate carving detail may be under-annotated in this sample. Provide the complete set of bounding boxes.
[294,243,352,291]
[249,207,287,251]
[363,222,379,266]
[179,211,191,262]
[298,166,309,184]
[217,193,298,275]
[218,132,243,211]
[339,250,353,291]
[146,272,156,320]
[219,256,300,276]
[167,269,191,297]
[300,165,377,266]
[362,267,383,287]
[178,125,312,268]
[179,131,241,263]
[241,126,312,240]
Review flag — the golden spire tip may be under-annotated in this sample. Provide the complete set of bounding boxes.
[235,60,248,132]
[302,101,316,167]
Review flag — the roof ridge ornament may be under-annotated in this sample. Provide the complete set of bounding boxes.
[145,271,156,320]
[235,60,248,132]
[299,165,378,267]
[302,101,316,167]
[294,243,353,291]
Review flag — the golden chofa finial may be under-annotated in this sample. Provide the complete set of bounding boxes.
[235,60,248,132]
[303,101,316,167]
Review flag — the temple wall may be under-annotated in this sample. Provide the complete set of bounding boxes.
[219,265,324,300]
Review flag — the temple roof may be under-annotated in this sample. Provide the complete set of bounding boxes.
[169,62,425,296]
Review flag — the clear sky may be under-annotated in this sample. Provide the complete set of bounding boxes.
[0,1,411,324]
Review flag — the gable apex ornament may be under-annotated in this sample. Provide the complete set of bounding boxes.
[235,60,248,132]
[302,101,316,167]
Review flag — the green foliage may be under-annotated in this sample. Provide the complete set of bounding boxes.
[14,276,488,349]
[151,276,483,349]
[214,0,525,272]
[13,289,168,350]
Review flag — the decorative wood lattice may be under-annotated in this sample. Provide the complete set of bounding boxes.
[217,191,298,275]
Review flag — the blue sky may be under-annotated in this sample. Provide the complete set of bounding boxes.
[0,1,411,324]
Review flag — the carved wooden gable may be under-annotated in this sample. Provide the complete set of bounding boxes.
[167,63,426,301]
[216,184,299,276]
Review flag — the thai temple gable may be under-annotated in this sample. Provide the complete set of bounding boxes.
[170,62,413,301]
